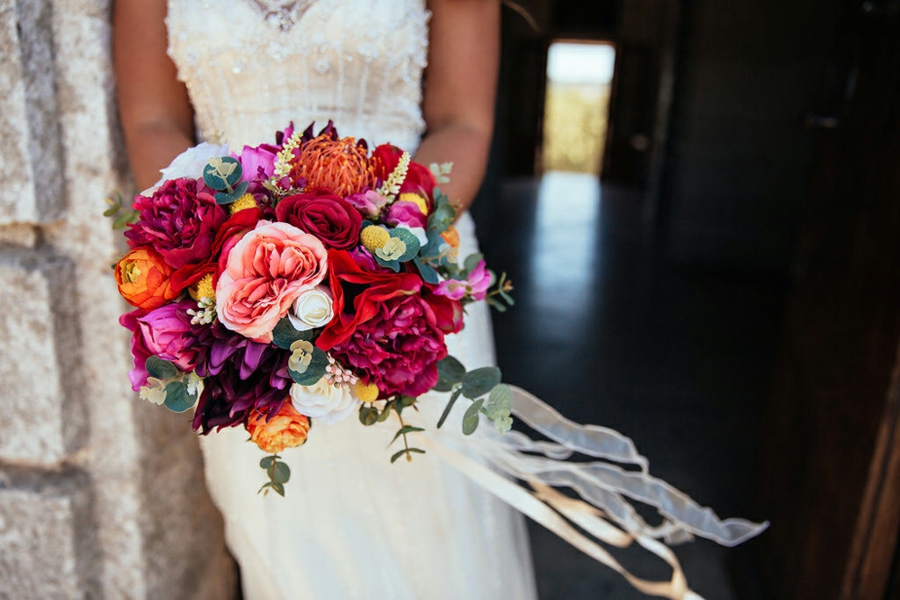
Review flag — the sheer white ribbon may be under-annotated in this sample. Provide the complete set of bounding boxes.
[424,386,768,600]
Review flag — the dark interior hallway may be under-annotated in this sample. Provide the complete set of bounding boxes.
[476,173,788,599]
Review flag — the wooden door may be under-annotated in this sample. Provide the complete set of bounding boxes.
[758,2,900,598]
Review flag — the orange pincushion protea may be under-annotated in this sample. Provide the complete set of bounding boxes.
[289,133,376,198]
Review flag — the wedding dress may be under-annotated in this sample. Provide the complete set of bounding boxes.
[167,1,539,598]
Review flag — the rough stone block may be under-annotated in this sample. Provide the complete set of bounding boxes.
[0,250,85,465]
[0,0,65,226]
[0,469,96,599]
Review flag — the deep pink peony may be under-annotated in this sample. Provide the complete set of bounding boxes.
[125,178,227,272]
[274,189,362,250]
[330,294,449,397]
[216,221,328,340]
[120,300,201,391]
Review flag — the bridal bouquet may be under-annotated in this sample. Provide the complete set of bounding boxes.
[111,122,514,495]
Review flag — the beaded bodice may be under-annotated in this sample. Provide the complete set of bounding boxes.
[166,0,430,151]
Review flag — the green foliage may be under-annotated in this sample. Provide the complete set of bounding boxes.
[288,346,328,386]
[462,399,484,435]
[163,380,198,413]
[103,193,138,230]
[272,317,315,350]
[432,357,514,436]
[258,454,291,497]
[461,367,502,400]
[435,356,466,392]
[484,384,514,433]
[145,356,178,380]
[214,181,250,205]
[359,404,379,426]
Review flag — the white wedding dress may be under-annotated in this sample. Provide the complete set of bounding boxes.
[167,1,538,598]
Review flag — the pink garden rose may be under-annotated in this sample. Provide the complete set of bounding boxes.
[216,221,328,340]
[120,300,201,391]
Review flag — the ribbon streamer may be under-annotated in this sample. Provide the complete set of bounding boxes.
[424,385,768,599]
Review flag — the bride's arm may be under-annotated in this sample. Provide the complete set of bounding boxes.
[416,0,500,214]
[113,0,195,190]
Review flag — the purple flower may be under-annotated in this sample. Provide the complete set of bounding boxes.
[191,324,293,433]
[385,200,428,229]
[435,260,492,302]
[120,301,202,391]
[235,143,278,182]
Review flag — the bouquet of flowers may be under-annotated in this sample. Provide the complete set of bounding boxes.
[111,122,514,496]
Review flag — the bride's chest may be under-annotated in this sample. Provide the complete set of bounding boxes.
[167,0,429,73]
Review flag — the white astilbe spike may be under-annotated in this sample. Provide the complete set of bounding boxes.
[377,151,410,199]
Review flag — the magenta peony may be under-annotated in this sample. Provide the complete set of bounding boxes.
[125,178,228,272]
[330,294,449,398]
[216,221,328,340]
[120,300,202,391]
[274,189,362,250]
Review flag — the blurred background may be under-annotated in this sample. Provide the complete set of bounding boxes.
[473,0,900,598]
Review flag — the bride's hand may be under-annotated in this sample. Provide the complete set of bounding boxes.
[414,0,500,216]
[114,0,195,191]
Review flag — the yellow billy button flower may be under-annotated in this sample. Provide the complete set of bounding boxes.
[360,224,390,252]
[399,192,429,215]
[229,193,258,215]
[189,273,216,302]
[355,380,380,403]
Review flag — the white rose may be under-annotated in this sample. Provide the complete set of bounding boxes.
[290,379,359,424]
[288,286,334,331]
[141,142,231,195]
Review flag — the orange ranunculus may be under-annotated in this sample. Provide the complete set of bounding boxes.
[441,226,460,248]
[247,402,311,454]
[115,247,178,310]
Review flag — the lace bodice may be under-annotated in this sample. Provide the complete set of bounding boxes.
[167,0,430,151]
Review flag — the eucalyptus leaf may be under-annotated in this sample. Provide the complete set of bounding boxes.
[389,228,421,262]
[390,449,408,464]
[463,252,484,274]
[376,405,393,422]
[259,456,276,470]
[461,367,502,400]
[289,347,329,386]
[272,317,314,349]
[359,404,379,426]
[163,380,197,413]
[145,356,178,380]
[214,180,249,205]
[374,255,401,272]
[413,257,440,285]
[494,415,514,434]
[271,461,291,485]
[270,482,285,497]
[484,384,513,421]
[437,356,466,385]
[203,156,242,190]
[389,425,425,446]
[462,399,484,435]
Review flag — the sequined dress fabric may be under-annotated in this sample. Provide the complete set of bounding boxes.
[167,1,537,598]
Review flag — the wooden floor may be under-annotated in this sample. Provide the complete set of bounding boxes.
[475,173,788,599]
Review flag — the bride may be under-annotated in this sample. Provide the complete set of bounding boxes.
[114,0,540,598]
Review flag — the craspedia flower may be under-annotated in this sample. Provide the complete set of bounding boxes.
[229,193,258,215]
[247,402,311,454]
[355,380,380,403]
[360,225,389,253]
[399,192,429,215]
[289,134,376,197]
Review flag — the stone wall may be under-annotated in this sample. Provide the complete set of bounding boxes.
[0,1,236,598]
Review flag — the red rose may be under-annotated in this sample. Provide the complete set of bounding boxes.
[316,250,423,351]
[274,189,362,250]
[371,144,437,204]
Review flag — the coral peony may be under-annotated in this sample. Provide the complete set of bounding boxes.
[115,247,178,310]
[119,301,202,391]
[126,177,227,271]
[275,189,362,250]
[216,221,328,340]
[330,293,449,397]
[247,402,310,453]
